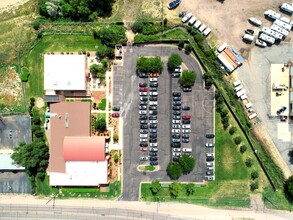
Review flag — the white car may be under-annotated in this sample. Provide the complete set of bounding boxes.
[173,148,181,152]
[150,120,158,124]
[150,143,157,147]
[172,129,180,133]
[206,153,214,157]
[249,17,262,26]
[182,129,191,133]
[174,66,182,73]
[139,110,147,115]
[172,124,181,129]
[172,120,181,124]
[150,78,158,82]
[206,162,214,167]
[193,20,201,29]
[182,148,192,153]
[205,143,214,147]
[139,156,148,161]
[149,101,158,106]
[198,23,207,32]
[172,152,181,157]
[140,134,148,138]
[149,92,158,96]
[139,92,148,96]
[182,12,192,23]
[140,138,147,142]
[182,124,190,129]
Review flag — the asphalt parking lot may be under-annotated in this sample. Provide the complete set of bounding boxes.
[236,43,293,173]
[113,45,214,201]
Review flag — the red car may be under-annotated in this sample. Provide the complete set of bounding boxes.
[112,113,120,117]
[140,147,148,151]
[139,87,148,92]
[182,115,191,119]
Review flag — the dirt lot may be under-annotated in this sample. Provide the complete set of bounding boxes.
[0,0,29,13]
[166,0,288,49]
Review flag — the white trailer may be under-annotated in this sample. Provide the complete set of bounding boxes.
[264,9,281,20]
[271,24,289,37]
[236,89,246,98]
[243,34,254,42]
[261,27,283,40]
[233,80,241,87]
[240,94,248,100]
[234,85,243,92]
[280,16,290,24]
[188,16,196,25]
[193,20,201,29]
[217,54,234,73]
[259,33,275,44]
[248,112,257,120]
[182,12,192,23]
[217,42,227,52]
[274,19,292,31]
[280,3,293,14]
[203,27,211,36]
[199,24,207,32]
[245,102,253,109]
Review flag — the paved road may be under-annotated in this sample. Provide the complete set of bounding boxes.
[113,45,214,201]
[0,195,292,220]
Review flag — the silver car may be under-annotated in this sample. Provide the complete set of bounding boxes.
[139,156,149,161]
[182,129,191,133]
[150,120,158,124]
[139,110,147,115]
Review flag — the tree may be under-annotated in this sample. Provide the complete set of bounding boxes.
[221,115,229,124]
[167,53,182,70]
[245,158,253,167]
[234,136,242,145]
[33,21,41,30]
[223,121,229,130]
[136,56,163,73]
[178,40,184,48]
[186,183,195,196]
[229,126,237,135]
[131,21,144,33]
[167,162,183,179]
[90,64,105,78]
[169,182,181,198]
[285,175,293,198]
[184,44,193,53]
[250,182,259,191]
[97,26,127,47]
[220,109,228,117]
[180,70,197,87]
[179,155,195,174]
[150,180,161,195]
[251,171,259,180]
[96,118,106,131]
[240,145,248,154]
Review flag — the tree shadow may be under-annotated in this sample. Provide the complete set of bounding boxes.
[288,150,293,164]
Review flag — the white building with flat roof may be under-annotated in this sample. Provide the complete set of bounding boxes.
[44,54,86,92]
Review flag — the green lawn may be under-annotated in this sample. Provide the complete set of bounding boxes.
[263,186,293,210]
[23,35,105,98]
[97,113,106,120]
[36,175,58,196]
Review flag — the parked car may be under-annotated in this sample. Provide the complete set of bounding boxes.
[245,29,254,35]
[140,101,148,105]
[112,113,119,117]
[171,72,180,78]
[150,143,158,147]
[140,97,148,101]
[206,156,214,161]
[172,134,180,139]
[172,120,181,124]
[171,142,181,148]
[138,73,148,78]
[173,148,181,152]
[150,157,158,161]
[150,78,158,82]
[140,146,148,151]
[149,138,157,143]
[150,82,158,87]
[173,111,181,115]
[139,82,147,87]
[167,0,181,10]
[140,120,148,124]
[182,138,189,143]
[182,106,190,110]
[173,97,181,101]
[149,116,157,120]
[139,110,147,115]
[172,152,181,157]
[172,129,180,133]
[139,105,147,110]
[173,115,181,120]
[173,156,180,162]
[206,162,214,167]
[149,92,158,96]
[140,138,147,142]
[139,115,148,120]
[182,124,190,129]
[150,124,157,129]
[174,66,182,73]
[173,101,182,106]
[140,125,148,129]
[140,134,148,138]
[206,134,215,138]
[150,134,157,138]
[206,171,214,176]
[205,143,214,147]
[140,129,148,134]
[182,134,190,139]
[173,106,181,110]
[150,73,158,78]
[149,101,158,106]
[182,120,190,124]
[139,156,148,161]
[139,87,148,92]
[149,96,158,101]
[150,120,158,124]
[249,17,262,26]
[149,110,158,115]
[149,129,157,133]
[172,124,181,129]
[140,142,148,147]
[149,87,157,91]
[182,115,191,119]
[149,152,157,156]
[172,138,180,143]
[183,87,192,92]
[206,153,215,157]
[172,92,181,97]
[150,161,158,166]
[149,106,157,110]
[149,148,158,152]
[182,129,191,133]
[139,92,148,96]
[112,106,120,111]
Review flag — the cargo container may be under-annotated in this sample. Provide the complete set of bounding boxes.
[193,20,202,29]
[261,27,284,40]
[221,51,238,68]
[217,54,235,73]
[259,33,275,44]
[223,48,240,66]
[274,19,292,31]
[182,12,192,23]
[243,34,254,42]
[236,89,246,97]
[270,24,289,37]
[264,9,281,20]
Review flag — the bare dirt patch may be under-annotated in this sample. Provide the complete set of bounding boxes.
[0,0,30,14]
[35,97,44,108]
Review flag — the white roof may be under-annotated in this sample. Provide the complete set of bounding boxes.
[49,161,108,186]
[44,55,86,91]
[0,154,25,170]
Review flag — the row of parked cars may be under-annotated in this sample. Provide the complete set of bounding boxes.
[205,133,215,180]
[181,12,211,36]
[138,75,159,166]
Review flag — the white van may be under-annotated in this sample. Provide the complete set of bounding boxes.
[234,85,243,92]
[193,20,202,29]
[199,24,207,32]
[140,134,148,138]
[264,9,281,20]
[280,3,293,14]
[217,42,227,53]
[203,27,211,36]
[243,34,254,42]
[182,148,192,153]
[189,16,196,25]
[182,124,191,129]
[182,12,192,23]
[149,101,158,106]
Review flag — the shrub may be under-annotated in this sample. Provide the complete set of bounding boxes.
[96,118,106,131]
[221,115,229,124]
[184,44,193,53]
[179,155,195,174]
[223,121,229,130]
[150,180,161,195]
[245,158,253,167]
[21,67,30,82]
[178,40,184,48]
[98,98,107,110]
[250,182,259,191]
[167,53,182,70]
[113,133,119,142]
[240,145,248,154]
[229,126,237,135]
[285,175,293,198]
[33,21,41,30]
[251,171,259,180]
[220,109,228,117]
[180,70,197,87]
[234,136,242,145]
[186,183,195,196]
[169,182,181,198]
[167,162,182,179]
